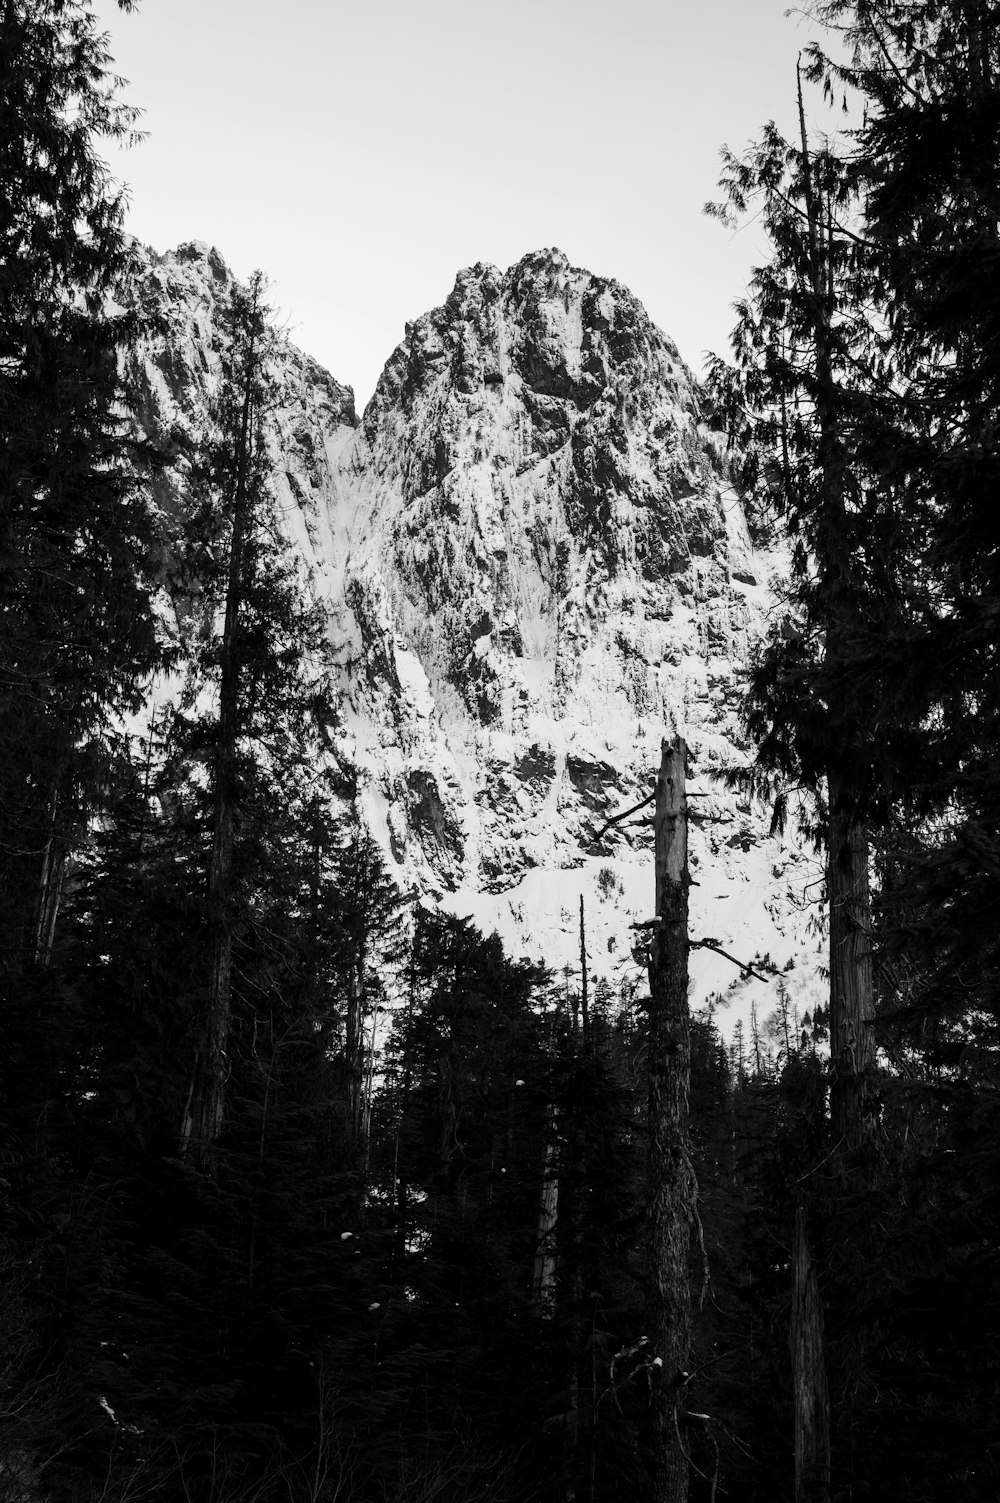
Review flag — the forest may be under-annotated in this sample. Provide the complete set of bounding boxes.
[2,1,999,1500]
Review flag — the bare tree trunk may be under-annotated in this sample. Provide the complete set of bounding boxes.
[532,1101,559,1318]
[579,894,590,1050]
[646,737,692,1503]
[33,794,65,966]
[791,1203,831,1503]
[562,899,592,1503]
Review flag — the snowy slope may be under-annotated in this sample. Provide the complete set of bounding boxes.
[125,241,826,1035]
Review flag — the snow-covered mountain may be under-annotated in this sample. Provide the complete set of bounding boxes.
[127,240,825,1031]
[124,240,358,591]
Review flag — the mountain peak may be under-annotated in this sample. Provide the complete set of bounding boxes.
[124,241,823,1032]
[325,252,819,1022]
[170,239,232,283]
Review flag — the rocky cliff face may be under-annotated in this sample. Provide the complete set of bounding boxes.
[124,239,358,629]
[127,241,824,1030]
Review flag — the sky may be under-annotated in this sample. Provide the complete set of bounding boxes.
[91,0,843,411]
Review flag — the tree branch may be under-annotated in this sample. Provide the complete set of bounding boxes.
[690,938,779,985]
[592,792,655,842]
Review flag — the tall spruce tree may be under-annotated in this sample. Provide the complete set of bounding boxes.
[705,61,904,1503]
[179,269,271,1167]
[802,6,1000,1492]
[710,4,1000,1494]
[706,94,896,1149]
[0,4,162,1492]
[153,268,343,1173]
[0,0,156,967]
[39,270,369,1497]
[807,0,1000,1050]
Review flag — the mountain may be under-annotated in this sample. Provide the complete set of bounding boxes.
[126,240,824,1032]
[124,239,358,590]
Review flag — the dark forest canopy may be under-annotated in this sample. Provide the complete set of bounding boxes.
[2,3,999,1502]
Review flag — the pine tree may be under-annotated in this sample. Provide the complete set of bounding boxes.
[797,8,1000,1492]
[710,7,1000,1494]
[154,268,341,1171]
[0,5,159,1491]
[325,825,407,1177]
[807,0,1000,1047]
[374,910,559,1487]
[705,90,900,1149]
[704,57,915,1500]
[176,269,270,1167]
[0,0,156,968]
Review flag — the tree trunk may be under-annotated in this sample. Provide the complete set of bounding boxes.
[796,65,876,1143]
[646,736,692,1503]
[563,897,593,1503]
[791,1202,831,1503]
[579,894,590,1050]
[183,288,259,1168]
[827,781,875,1150]
[344,835,380,1172]
[561,905,593,1503]
[33,785,65,965]
[793,71,872,1493]
[346,959,365,1150]
[532,1101,559,1318]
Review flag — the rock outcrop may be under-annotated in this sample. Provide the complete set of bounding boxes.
[126,241,825,1030]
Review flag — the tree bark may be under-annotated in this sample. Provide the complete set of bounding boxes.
[579,894,590,1050]
[827,783,875,1149]
[646,736,691,1503]
[346,959,365,1150]
[561,897,592,1503]
[33,783,65,965]
[791,1202,831,1503]
[532,1101,559,1318]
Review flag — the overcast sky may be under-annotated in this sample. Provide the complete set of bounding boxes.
[91,0,841,410]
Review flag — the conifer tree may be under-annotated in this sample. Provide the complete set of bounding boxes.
[153,268,340,1174]
[0,0,156,967]
[799,7,1000,1493]
[0,5,161,1491]
[710,6,1000,1495]
[705,59,904,1502]
[808,0,1000,1052]
[377,911,556,1480]
[706,90,894,1149]
[179,270,270,1167]
[327,825,406,1173]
